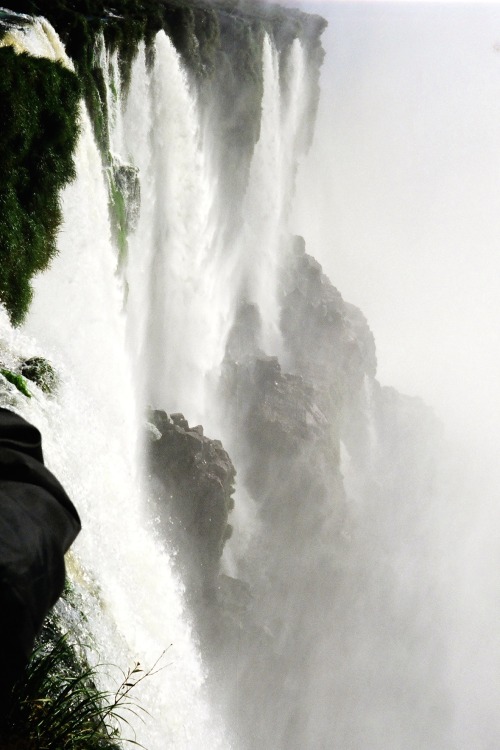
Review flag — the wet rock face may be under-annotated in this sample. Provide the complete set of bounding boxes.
[224,354,329,457]
[113,163,141,234]
[20,357,58,395]
[225,301,262,362]
[281,236,377,393]
[146,410,235,600]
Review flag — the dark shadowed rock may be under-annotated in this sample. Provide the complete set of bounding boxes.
[19,357,58,395]
[146,409,235,601]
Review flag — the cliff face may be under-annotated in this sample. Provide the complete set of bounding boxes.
[142,221,444,748]
[213,235,445,748]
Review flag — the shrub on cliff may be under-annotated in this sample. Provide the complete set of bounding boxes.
[0,46,80,325]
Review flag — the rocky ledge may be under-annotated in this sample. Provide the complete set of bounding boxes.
[146,409,235,601]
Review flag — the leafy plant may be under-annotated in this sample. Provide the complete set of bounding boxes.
[2,624,164,750]
[0,369,31,398]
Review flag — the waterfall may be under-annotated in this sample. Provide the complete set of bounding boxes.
[239,35,309,358]
[0,16,363,748]
[3,19,229,750]
[122,33,228,429]
[118,30,310,421]
[2,17,316,748]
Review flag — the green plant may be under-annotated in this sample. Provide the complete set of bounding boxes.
[0,369,31,398]
[0,46,80,325]
[3,623,163,750]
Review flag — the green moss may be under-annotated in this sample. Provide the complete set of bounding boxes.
[108,171,128,264]
[0,46,80,326]
[0,369,31,398]
[107,162,140,265]
[20,357,58,394]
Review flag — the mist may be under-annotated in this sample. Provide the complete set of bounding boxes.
[292,1,500,438]
[288,2,500,746]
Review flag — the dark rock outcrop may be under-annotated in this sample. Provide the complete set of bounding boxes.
[146,409,235,601]
[20,357,58,395]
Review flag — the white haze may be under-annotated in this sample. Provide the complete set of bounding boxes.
[293,1,500,446]
[291,2,500,747]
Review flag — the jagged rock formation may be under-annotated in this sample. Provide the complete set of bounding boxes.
[146,409,235,601]
[209,233,445,749]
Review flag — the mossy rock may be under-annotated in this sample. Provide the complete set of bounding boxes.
[107,161,141,263]
[20,356,58,394]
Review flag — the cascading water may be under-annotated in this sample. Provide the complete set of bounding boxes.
[238,35,309,358]
[2,14,318,747]
[118,31,311,427]
[120,34,229,430]
[3,18,229,750]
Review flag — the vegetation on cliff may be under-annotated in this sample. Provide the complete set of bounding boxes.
[2,613,150,750]
[0,368,31,398]
[0,46,80,325]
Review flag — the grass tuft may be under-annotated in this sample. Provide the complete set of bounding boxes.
[2,620,164,750]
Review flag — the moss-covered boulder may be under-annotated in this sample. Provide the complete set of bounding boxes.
[20,356,58,394]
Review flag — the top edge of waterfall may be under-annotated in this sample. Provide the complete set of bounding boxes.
[0,15,74,69]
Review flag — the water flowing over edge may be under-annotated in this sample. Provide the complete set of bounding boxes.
[4,18,231,750]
